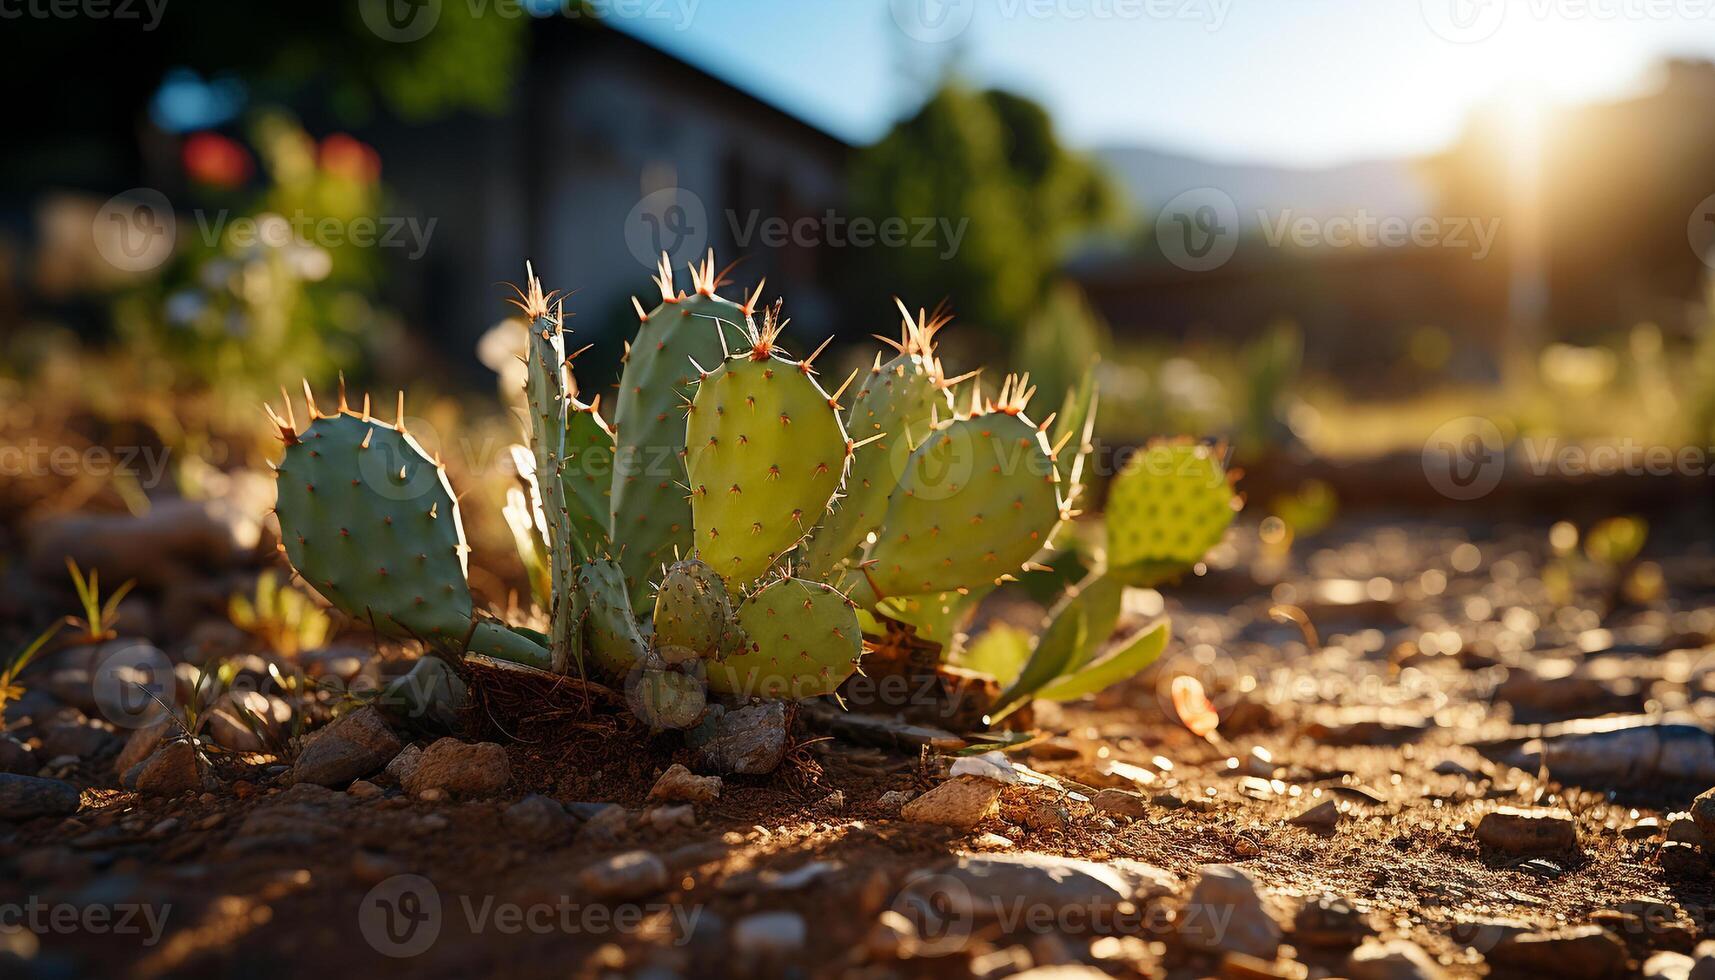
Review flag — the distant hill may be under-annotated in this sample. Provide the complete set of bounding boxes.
[1094,145,1437,229]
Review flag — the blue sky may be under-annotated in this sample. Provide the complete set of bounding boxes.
[609,0,1715,167]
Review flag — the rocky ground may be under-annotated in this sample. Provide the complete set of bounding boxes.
[4,500,1715,979]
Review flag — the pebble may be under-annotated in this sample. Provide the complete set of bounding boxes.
[1644,950,1695,980]
[732,911,806,957]
[114,721,168,776]
[576,804,633,845]
[1487,926,1627,979]
[1690,787,1715,847]
[877,790,915,812]
[0,734,37,775]
[578,850,668,900]
[40,721,117,761]
[866,910,919,959]
[346,780,383,801]
[401,738,510,797]
[901,776,1004,830]
[647,764,721,804]
[384,744,423,785]
[1020,800,1068,832]
[647,804,696,830]
[1090,788,1149,819]
[1623,817,1664,840]
[1288,800,1341,830]
[1346,938,1447,980]
[291,707,402,788]
[1475,806,1578,855]
[1293,894,1375,948]
[0,773,82,821]
[1220,952,1308,979]
[688,702,788,775]
[122,739,207,796]
[898,853,1176,923]
[1178,864,1281,959]
[502,794,571,840]
[1659,840,1707,876]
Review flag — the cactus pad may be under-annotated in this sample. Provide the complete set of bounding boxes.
[611,252,753,606]
[575,557,648,677]
[685,307,850,591]
[652,557,732,656]
[707,577,862,699]
[560,391,616,561]
[1105,440,1238,583]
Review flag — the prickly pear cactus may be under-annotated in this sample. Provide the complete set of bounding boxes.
[1105,440,1239,584]
[269,385,551,669]
[575,557,648,676]
[858,376,1066,602]
[559,386,616,562]
[801,302,962,579]
[684,304,853,592]
[708,577,862,698]
[610,252,756,607]
[652,557,733,657]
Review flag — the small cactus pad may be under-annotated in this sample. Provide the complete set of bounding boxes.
[685,316,849,591]
[863,388,1063,600]
[652,557,732,657]
[575,557,648,677]
[467,621,554,670]
[626,660,708,730]
[560,395,616,561]
[709,577,862,699]
[611,252,751,607]
[1105,441,1238,581]
[274,406,475,642]
[803,302,957,578]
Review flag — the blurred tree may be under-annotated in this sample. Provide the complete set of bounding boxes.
[848,84,1122,346]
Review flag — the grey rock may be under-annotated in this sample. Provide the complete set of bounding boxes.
[0,773,81,821]
[0,735,37,775]
[1347,938,1447,979]
[1177,864,1280,959]
[648,763,722,804]
[401,738,509,797]
[114,721,169,776]
[898,853,1175,923]
[1090,788,1149,818]
[205,691,292,753]
[688,701,788,775]
[1294,893,1375,947]
[1645,950,1696,980]
[503,794,570,840]
[40,721,117,761]
[379,656,467,734]
[384,744,423,784]
[291,706,401,788]
[1289,799,1342,829]
[1691,787,1715,847]
[877,790,915,812]
[732,911,805,957]
[578,850,668,900]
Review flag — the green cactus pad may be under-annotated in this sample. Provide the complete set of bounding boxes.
[1105,440,1238,584]
[652,557,732,657]
[275,408,475,642]
[708,577,862,699]
[466,621,555,670]
[575,557,648,678]
[802,303,956,579]
[627,659,707,730]
[862,392,1063,601]
[610,253,751,607]
[560,395,616,561]
[685,317,849,591]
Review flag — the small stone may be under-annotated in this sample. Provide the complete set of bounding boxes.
[401,738,510,797]
[122,740,207,796]
[384,744,423,784]
[1294,894,1375,948]
[867,910,919,959]
[205,691,292,752]
[1644,950,1696,980]
[901,776,1004,830]
[0,734,37,775]
[1090,788,1149,819]
[1288,800,1341,830]
[416,812,449,831]
[899,853,1175,924]
[1660,840,1707,877]
[578,850,668,900]
[0,773,82,821]
[732,911,806,958]
[1690,941,1715,980]
[503,794,570,840]
[688,701,788,775]
[1346,938,1447,980]
[1623,817,1664,840]
[114,721,168,776]
[877,790,915,812]
[971,832,1016,849]
[1475,806,1578,855]
[40,721,116,761]
[417,788,446,803]
[647,764,721,804]
[146,817,179,838]
[1178,864,1281,959]
[346,780,383,800]
[1021,800,1069,832]
[1488,927,1627,980]
[1691,788,1715,846]
[647,804,695,830]
[291,707,402,788]
[1667,812,1705,846]
[1221,952,1309,979]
